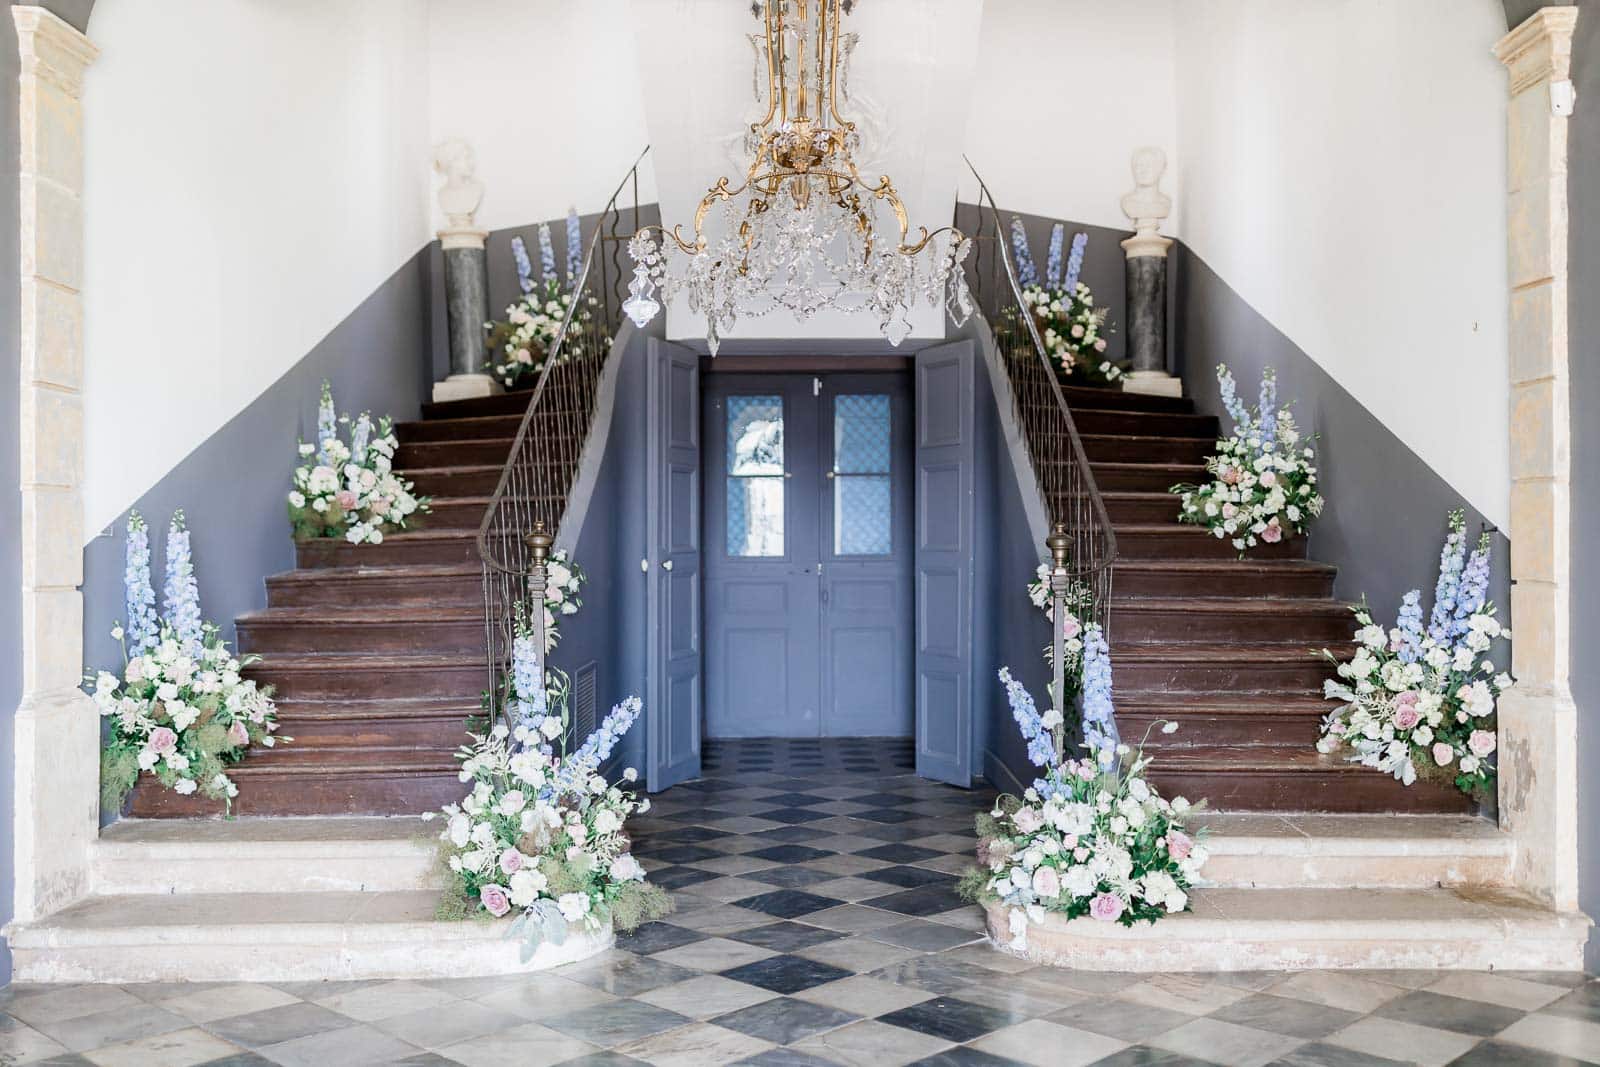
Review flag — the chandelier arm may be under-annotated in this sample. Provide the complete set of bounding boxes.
[633,223,701,256]
[826,0,852,131]
[755,0,780,135]
[898,225,964,256]
[775,0,789,126]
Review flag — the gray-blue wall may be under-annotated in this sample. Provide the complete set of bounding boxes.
[79,252,435,679]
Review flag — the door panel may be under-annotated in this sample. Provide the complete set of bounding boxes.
[704,376,821,737]
[819,375,914,737]
[914,343,976,785]
[647,339,702,790]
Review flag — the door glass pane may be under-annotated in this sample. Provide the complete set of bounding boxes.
[727,395,785,556]
[832,394,892,555]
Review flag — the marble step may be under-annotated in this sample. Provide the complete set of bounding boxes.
[983,888,1588,972]
[6,890,612,983]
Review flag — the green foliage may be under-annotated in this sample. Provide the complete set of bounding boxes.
[956,866,992,905]
[609,880,673,933]
[100,744,139,814]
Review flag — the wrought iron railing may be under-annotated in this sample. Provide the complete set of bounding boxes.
[961,159,1118,646]
[477,148,650,709]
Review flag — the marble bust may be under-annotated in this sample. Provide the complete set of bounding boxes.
[1120,146,1171,238]
[433,139,484,230]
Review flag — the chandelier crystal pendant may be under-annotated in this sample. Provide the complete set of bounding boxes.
[624,0,973,354]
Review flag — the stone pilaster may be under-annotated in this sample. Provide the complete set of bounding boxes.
[11,5,100,924]
[1493,6,1580,911]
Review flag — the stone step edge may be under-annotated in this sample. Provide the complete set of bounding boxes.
[980,896,1588,972]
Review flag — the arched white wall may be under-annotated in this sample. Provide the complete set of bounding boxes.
[82,0,433,541]
[426,0,656,232]
[1173,0,1510,527]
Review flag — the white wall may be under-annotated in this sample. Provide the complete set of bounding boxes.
[426,0,656,233]
[959,0,1179,231]
[82,0,433,542]
[1173,0,1510,527]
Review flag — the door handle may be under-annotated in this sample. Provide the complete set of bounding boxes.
[661,559,673,571]
[825,471,835,480]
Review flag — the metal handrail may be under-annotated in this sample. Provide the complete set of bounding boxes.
[962,157,1118,635]
[477,147,650,698]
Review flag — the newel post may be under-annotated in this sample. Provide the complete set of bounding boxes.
[1047,523,1072,756]
[525,521,553,718]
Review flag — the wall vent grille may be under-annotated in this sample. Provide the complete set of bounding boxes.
[574,661,598,745]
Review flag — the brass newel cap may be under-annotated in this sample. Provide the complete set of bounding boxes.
[525,521,553,562]
[1046,522,1070,568]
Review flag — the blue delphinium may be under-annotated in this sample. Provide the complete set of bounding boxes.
[1427,510,1468,643]
[1216,364,1252,435]
[1044,223,1065,289]
[1063,231,1087,294]
[1394,590,1425,663]
[511,235,536,295]
[123,510,159,656]
[1257,367,1278,448]
[1080,623,1119,764]
[509,629,548,735]
[315,379,338,467]
[1450,533,1493,642]
[1009,217,1039,288]
[565,206,582,289]
[349,413,372,462]
[999,667,1055,767]
[537,222,557,281]
[162,510,203,657]
[554,696,643,793]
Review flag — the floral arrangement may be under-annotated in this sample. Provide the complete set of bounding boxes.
[542,549,585,650]
[1317,510,1509,796]
[1011,220,1120,386]
[288,380,429,544]
[963,671,1206,947]
[1027,563,1091,706]
[93,511,282,812]
[486,216,600,390]
[428,681,669,955]
[1171,364,1324,555]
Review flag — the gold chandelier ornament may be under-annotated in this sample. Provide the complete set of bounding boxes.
[624,0,972,353]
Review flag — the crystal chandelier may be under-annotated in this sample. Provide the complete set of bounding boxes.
[623,0,972,354]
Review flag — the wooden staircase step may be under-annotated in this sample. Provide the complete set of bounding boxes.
[1113,523,1307,561]
[244,653,487,701]
[237,607,483,655]
[420,389,539,420]
[1056,383,1195,413]
[271,698,477,748]
[395,436,517,468]
[395,412,524,442]
[1110,559,1338,599]
[1079,433,1214,465]
[266,563,481,609]
[1115,695,1333,748]
[1144,745,1476,813]
[1088,460,1206,492]
[295,529,482,569]
[1068,407,1219,438]
[127,760,463,818]
[1103,491,1183,524]
[401,463,506,497]
[1112,642,1348,694]
[1111,597,1353,645]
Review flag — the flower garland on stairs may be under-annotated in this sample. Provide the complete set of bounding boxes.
[1317,509,1510,796]
[1171,363,1324,555]
[93,511,284,812]
[288,380,430,544]
[963,574,1207,948]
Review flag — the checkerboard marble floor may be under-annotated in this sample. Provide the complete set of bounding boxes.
[3,740,1596,1067]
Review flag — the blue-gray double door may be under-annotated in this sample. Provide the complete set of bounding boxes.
[704,373,914,738]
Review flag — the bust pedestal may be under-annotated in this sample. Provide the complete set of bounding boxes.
[1119,148,1182,399]
[434,226,499,402]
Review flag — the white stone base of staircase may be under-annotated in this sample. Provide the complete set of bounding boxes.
[983,890,1589,972]
[8,892,613,983]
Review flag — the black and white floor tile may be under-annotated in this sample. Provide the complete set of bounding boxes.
[1,742,1596,1066]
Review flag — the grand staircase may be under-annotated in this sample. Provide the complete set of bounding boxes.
[1047,382,1472,813]
[127,387,558,817]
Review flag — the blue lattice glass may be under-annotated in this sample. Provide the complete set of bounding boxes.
[727,395,785,556]
[834,394,889,474]
[833,394,892,555]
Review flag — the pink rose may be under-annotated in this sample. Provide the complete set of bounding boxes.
[1012,807,1044,834]
[498,848,524,875]
[336,489,359,511]
[1031,866,1061,899]
[1393,707,1421,731]
[479,884,512,917]
[1094,338,1107,352]
[1259,471,1277,488]
[1221,503,1238,519]
[1060,616,1082,640]
[1089,893,1125,922]
[227,720,250,746]
[148,727,178,756]
[1468,730,1497,758]
[1165,830,1193,860]
[1261,523,1283,543]
[1061,834,1078,849]
[1431,742,1455,767]
[1220,467,1240,485]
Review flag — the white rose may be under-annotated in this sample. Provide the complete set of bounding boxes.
[609,854,645,882]
[173,778,197,795]
[557,892,591,923]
